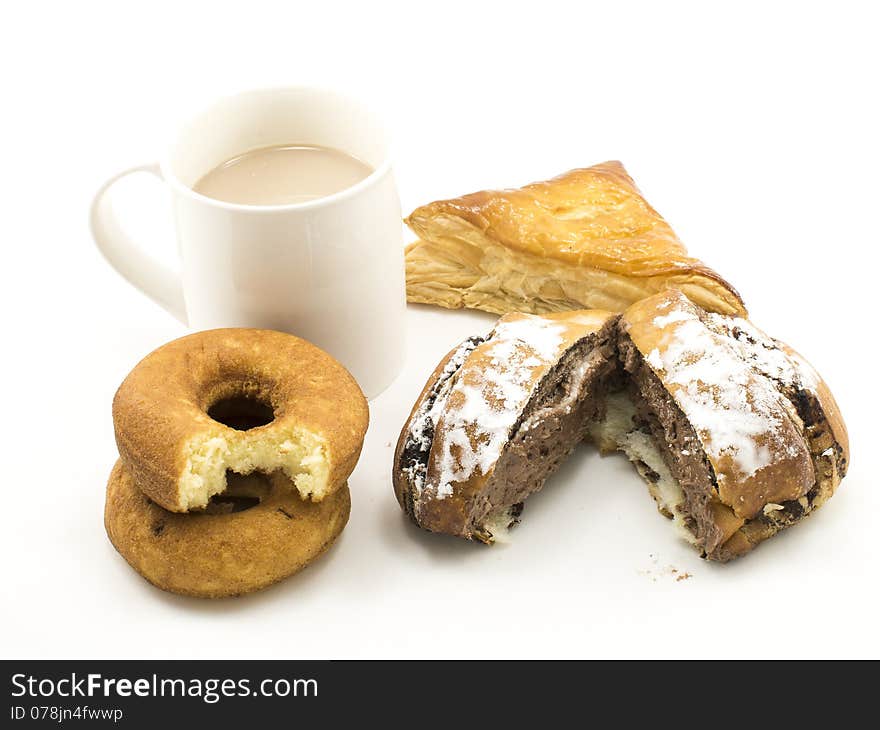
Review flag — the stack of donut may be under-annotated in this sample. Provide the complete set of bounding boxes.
[105,329,369,598]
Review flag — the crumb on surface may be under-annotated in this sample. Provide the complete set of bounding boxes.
[638,556,693,583]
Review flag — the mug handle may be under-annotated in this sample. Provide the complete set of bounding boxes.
[89,163,187,324]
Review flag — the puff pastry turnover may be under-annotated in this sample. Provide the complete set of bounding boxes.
[404,161,745,316]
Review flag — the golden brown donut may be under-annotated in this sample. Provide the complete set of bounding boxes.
[113,329,369,513]
[105,460,350,598]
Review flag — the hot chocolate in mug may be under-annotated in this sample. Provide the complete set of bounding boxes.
[90,86,406,398]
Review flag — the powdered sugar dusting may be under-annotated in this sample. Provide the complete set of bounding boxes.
[704,315,819,394]
[645,303,798,481]
[653,311,691,328]
[492,317,569,361]
[432,316,568,498]
[402,337,483,495]
[784,350,820,393]
[646,348,663,370]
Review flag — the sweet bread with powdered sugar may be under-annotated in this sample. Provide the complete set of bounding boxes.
[597,290,848,560]
[394,291,848,561]
[393,310,619,542]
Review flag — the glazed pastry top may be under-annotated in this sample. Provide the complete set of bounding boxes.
[405,161,745,316]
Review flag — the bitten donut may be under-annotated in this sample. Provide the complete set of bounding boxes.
[105,461,351,598]
[113,329,369,513]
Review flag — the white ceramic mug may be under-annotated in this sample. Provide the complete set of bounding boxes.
[90,87,406,399]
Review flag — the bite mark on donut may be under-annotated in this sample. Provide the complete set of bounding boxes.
[178,425,331,511]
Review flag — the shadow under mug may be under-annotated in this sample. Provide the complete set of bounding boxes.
[90,86,406,399]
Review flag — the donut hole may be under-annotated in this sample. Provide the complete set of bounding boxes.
[207,394,275,431]
[203,471,270,514]
[204,494,261,515]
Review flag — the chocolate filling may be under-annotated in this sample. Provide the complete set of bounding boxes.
[617,333,725,554]
[468,327,619,542]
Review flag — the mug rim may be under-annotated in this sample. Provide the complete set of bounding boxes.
[158,85,394,213]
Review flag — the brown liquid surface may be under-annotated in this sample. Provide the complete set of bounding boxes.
[193,144,372,205]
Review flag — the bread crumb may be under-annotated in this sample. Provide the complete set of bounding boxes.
[639,555,693,583]
[385,441,392,447]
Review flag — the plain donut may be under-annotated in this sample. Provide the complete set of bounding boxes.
[112,328,369,512]
[104,461,350,598]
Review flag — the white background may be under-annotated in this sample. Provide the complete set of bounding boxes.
[2,1,877,659]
